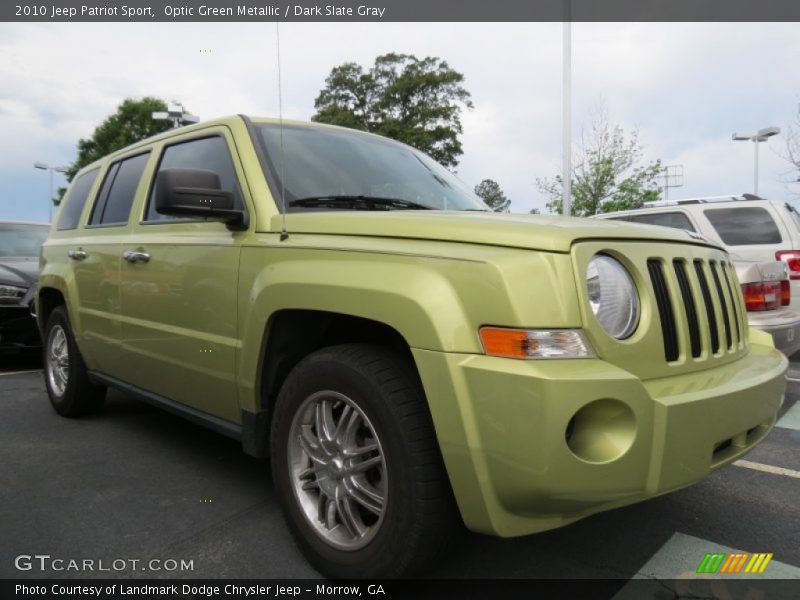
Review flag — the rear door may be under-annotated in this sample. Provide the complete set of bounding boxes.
[119,129,249,423]
[66,151,151,376]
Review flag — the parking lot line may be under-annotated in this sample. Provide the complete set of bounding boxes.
[0,370,41,377]
[776,401,800,431]
[734,459,800,480]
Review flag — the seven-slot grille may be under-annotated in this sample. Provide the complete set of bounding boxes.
[647,257,747,362]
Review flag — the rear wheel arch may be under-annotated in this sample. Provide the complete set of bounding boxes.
[37,287,66,334]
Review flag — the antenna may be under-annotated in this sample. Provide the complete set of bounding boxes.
[276,20,289,241]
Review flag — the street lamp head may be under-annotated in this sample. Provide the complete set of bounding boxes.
[757,126,780,138]
[732,132,755,141]
[33,162,48,170]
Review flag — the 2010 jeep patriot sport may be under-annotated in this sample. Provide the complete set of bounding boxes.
[38,115,787,578]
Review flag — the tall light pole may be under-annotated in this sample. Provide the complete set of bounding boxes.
[732,126,780,196]
[152,103,200,129]
[562,16,572,216]
[33,162,69,222]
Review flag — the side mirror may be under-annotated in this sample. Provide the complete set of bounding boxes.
[154,168,246,230]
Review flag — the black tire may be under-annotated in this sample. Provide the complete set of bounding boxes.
[270,343,458,579]
[43,306,106,417]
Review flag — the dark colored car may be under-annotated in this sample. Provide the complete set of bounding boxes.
[0,221,49,353]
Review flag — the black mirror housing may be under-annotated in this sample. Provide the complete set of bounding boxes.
[155,168,246,229]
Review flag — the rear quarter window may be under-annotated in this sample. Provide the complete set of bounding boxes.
[89,152,150,226]
[703,207,782,246]
[57,169,99,230]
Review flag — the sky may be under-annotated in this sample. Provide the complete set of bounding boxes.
[1,21,799,223]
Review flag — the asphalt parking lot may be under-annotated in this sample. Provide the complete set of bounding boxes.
[1,353,798,584]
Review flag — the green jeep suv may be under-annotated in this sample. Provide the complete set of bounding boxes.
[37,116,787,578]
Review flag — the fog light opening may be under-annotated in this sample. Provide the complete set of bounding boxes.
[565,399,636,464]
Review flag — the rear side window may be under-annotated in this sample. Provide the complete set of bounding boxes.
[625,212,696,232]
[704,207,782,246]
[57,169,99,230]
[145,136,241,222]
[89,152,150,226]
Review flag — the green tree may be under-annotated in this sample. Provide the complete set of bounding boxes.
[474,179,511,212]
[63,97,175,184]
[312,53,473,168]
[537,108,662,216]
[529,207,541,214]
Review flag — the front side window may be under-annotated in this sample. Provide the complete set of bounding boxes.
[255,124,487,212]
[146,136,242,222]
[57,169,99,230]
[704,207,782,246]
[90,152,150,226]
[626,211,696,232]
[0,223,50,257]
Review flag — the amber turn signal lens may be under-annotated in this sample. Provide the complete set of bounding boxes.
[479,327,530,359]
[479,327,595,360]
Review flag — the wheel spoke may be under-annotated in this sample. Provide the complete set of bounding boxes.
[333,403,353,443]
[298,426,328,464]
[350,455,382,473]
[341,409,361,446]
[336,493,363,538]
[345,476,384,515]
[315,400,337,442]
[343,441,378,457]
[325,496,337,530]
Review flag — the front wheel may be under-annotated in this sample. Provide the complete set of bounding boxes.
[270,344,457,578]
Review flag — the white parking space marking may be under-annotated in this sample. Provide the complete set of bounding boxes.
[734,460,800,480]
[0,370,41,377]
[612,532,800,597]
[776,400,800,431]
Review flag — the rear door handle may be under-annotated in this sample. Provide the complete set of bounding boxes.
[123,250,150,264]
[68,249,87,261]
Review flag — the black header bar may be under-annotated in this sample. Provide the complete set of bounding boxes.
[4,0,800,23]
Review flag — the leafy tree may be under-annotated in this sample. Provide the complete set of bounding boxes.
[312,53,473,167]
[63,97,175,184]
[529,207,541,214]
[474,179,511,212]
[537,107,662,216]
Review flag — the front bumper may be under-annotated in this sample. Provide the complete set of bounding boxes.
[0,306,42,351]
[748,308,800,357]
[413,337,786,537]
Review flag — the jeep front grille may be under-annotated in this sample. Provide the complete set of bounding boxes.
[648,257,746,362]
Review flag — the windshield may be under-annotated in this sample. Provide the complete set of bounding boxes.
[0,223,50,258]
[255,124,487,212]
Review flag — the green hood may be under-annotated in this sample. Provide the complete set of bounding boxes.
[268,211,718,253]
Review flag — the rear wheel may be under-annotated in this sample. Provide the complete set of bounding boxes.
[270,344,457,578]
[44,306,106,417]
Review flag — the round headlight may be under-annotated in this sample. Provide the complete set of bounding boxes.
[586,255,640,339]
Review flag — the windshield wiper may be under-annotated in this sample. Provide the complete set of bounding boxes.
[288,195,433,211]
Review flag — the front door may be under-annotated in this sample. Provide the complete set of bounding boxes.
[119,131,248,423]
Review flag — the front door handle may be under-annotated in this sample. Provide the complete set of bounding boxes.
[68,249,87,261]
[123,250,150,264]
